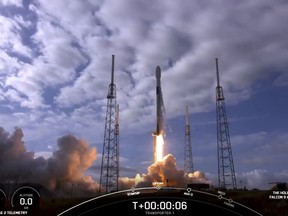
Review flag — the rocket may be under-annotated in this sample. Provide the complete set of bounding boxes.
[153,65,165,163]
[154,65,164,136]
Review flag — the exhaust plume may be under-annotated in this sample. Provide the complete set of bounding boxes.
[119,154,211,189]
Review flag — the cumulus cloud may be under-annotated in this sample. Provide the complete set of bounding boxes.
[39,0,288,119]
[0,0,22,7]
[1,0,288,123]
[0,15,31,60]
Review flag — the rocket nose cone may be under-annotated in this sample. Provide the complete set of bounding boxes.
[156,66,161,78]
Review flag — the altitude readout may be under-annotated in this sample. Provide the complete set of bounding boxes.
[11,186,41,210]
[133,201,188,211]
[0,189,7,208]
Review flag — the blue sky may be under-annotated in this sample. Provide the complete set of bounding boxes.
[1,0,288,191]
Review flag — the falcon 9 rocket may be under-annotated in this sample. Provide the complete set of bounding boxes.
[153,65,165,163]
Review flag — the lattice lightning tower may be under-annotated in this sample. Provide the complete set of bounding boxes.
[215,58,237,189]
[99,54,120,194]
[184,105,194,173]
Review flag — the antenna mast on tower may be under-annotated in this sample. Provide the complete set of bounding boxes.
[215,58,237,189]
[184,105,194,173]
[99,54,120,194]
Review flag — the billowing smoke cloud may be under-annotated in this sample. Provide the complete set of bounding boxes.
[119,154,211,189]
[0,126,212,197]
[0,126,99,197]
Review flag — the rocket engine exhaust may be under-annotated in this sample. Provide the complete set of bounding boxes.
[153,66,165,163]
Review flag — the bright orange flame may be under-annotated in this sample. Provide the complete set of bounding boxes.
[155,134,164,162]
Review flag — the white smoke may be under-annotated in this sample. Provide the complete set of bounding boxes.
[0,127,99,197]
[119,154,211,189]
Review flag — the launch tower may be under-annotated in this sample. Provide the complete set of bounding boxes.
[184,105,194,173]
[99,55,120,194]
[215,58,237,189]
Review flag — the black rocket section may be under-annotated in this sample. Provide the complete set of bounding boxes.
[155,65,163,136]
